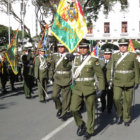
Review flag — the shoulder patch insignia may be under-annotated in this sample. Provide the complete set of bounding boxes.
[95,61,100,65]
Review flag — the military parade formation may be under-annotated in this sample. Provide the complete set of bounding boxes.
[0,37,140,140]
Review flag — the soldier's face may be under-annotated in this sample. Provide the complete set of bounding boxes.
[119,44,128,53]
[58,46,65,53]
[104,54,112,60]
[79,47,89,55]
[40,51,45,56]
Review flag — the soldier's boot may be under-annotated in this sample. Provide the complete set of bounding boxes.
[77,122,86,136]
[56,109,62,118]
[83,132,94,140]
[2,88,7,94]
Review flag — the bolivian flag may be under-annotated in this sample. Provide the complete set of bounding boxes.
[5,29,18,75]
[128,39,136,53]
[51,0,87,53]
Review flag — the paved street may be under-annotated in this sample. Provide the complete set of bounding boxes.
[0,81,140,140]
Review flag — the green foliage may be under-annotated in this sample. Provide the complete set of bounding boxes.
[0,24,30,46]
[132,40,140,49]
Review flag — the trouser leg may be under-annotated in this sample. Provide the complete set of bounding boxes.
[70,93,84,127]
[52,83,62,110]
[85,94,96,134]
[123,87,133,122]
[113,86,123,117]
[61,85,71,116]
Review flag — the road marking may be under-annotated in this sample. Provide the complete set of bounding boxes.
[41,117,74,140]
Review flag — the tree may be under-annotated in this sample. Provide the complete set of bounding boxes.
[0,24,30,46]
[32,0,128,27]
[0,0,33,42]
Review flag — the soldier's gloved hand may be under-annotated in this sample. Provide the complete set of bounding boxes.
[108,81,113,90]
[134,84,139,90]
[66,53,75,61]
[96,90,103,98]
[34,77,39,80]
[47,62,51,67]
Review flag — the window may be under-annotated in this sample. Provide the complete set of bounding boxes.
[88,27,93,34]
[121,22,127,33]
[104,22,110,33]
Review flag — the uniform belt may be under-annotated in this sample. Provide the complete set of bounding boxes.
[56,71,70,74]
[75,77,94,82]
[27,64,33,68]
[115,70,133,74]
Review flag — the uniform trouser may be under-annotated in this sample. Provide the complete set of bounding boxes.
[24,75,34,97]
[113,86,133,122]
[9,72,15,89]
[101,88,113,111]
[0,74,7,91]
[52,83,71,116]
[37,77,48,101]
[70,93,96,134]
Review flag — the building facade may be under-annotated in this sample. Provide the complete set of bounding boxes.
[86,0,140,46]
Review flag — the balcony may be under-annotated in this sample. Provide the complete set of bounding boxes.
[103,33,110,37]
[120,32,128,36]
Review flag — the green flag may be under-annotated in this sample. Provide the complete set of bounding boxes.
[5,29,18,75]
[51,0,87,53]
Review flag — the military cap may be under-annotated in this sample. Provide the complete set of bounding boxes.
[39,47,45,52]
[57,43,64,47]
[118,38,129,45]
[79,39,90,48]
[104,48,112,54]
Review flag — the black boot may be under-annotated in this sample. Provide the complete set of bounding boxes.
[56,109,62,119]
[77,123,86,136]
[116,117,122,124]
[83,132,93,140]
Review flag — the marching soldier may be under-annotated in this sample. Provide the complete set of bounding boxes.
[0,49,8,94]
[50,43,72,121]
[67,40,105,140]
[100,48,113,113]
[7,63,16,91]
[34,48,49,102]
[22,48,34,99]
[107,38,140,127]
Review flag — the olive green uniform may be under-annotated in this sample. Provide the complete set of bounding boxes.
[50,52,72,116]
[107,51,140,123]
[100,59,113,112]
[0,53,8,93]
[34,54,48,101]
[22,52,34,98]
[70,54,105,134]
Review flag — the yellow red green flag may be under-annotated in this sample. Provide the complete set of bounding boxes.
[51,0,88,53]
[128,39,136,53]
[5,29,18,75]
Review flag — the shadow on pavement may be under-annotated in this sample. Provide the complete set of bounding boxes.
[131,104,140,122]
[0,102,16,109]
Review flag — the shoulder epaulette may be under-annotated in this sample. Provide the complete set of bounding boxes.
[113,50,120,54]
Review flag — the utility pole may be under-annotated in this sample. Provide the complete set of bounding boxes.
[8,0,11,45]
[20,0,25,49]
